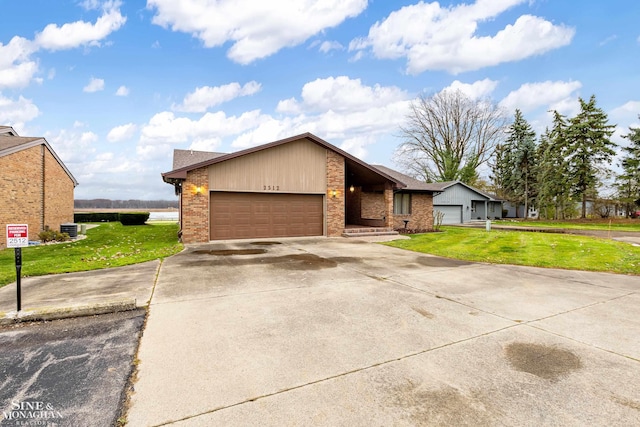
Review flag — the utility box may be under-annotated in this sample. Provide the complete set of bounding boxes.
[61,223,78,239]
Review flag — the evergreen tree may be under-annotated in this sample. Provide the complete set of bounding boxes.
[496,109,537,217]
[565,95,616,218]
[536,112,572,219]
[616,118,640,216]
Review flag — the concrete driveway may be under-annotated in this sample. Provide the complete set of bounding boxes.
[127,238,640,426]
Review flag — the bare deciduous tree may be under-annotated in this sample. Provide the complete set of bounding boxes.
[395,90,508,184]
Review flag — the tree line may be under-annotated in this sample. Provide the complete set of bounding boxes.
[397,90,640,219]
[74,199,179,209]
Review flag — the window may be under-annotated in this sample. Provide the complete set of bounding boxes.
[490,203,495,213]
[394,193,411,214]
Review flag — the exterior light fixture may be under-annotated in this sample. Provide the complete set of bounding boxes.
[331,189,338,198]
[195,186,203,195]
[349,185,355,193]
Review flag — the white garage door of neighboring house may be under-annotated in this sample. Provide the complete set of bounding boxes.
[434,205,462,224]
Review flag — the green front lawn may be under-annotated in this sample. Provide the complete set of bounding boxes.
[385,226,640,275]
[0,222,183,287]
[494,218,640,232]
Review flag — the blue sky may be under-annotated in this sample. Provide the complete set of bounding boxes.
[1,0,638,200]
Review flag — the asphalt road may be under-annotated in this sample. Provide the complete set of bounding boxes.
[0,309,145,427]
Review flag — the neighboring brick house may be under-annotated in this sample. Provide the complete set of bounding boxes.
[162,133,441,243]
[0,126,78,248]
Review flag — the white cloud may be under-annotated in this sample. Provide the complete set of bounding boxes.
[233,76,413,157]
[599,35,617,46]
[138,110,271,160]
[83,77,105,92]
[319,40,344,53]
[499,80,582,114]
[609,101,640,145]
[147,0,367,64]
[80,0,102,10]
[610,101,640,121]
[0,2,125,90]
[44,129,98,164]
[441,78,498,99]
[115,85,129,96]
[173,81,261,113]
[340,135,376,158]
[0,93,40,129]
[280,76,409,114]
[350,0,574,74]
[107,123,137,142]
[0,37,38,89]
[189,138,222,152]
[34,1,126,51]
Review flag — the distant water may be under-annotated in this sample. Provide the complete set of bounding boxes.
[148,211,179,221]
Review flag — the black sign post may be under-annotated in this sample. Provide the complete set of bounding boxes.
[15,248,22,312]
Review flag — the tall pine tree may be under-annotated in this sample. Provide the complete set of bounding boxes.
[496,109,537,217]
[565,95,616,218]
[616,118,640,216]
[536,111,572,219]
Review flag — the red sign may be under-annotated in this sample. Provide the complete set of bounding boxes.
[6,224,29,248]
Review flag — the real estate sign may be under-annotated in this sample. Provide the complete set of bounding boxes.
[6,224,28,248]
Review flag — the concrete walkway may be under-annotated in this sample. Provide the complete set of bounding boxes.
[126,238,640,426]
[0,260,159,320]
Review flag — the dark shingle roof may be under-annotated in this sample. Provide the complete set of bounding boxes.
[370,165,443,192]
[172,149,227,170]
[419,179,502,200]
[0,132,78,186]
[0,136,45,154]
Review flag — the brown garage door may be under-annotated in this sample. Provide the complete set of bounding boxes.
[210,192,324,240]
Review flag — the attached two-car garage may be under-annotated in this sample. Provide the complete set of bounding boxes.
[210,192,324,240]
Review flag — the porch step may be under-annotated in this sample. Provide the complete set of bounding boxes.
[342,227,399,237]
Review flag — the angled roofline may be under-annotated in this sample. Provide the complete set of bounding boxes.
[162,132,405,188]
[435,180,502,201]
[0,126,18,136]
[0,137,79,187]
[369,164,442,193]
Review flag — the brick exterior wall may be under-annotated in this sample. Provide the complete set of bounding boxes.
[181,167,210,243]
[326,150,345,237]
[393,193,434,231]
[43,148,74,233]
[0,145,74,249]
[360,192,385,219]
[384,184,394,228]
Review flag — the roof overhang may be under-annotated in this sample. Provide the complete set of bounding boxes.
[162,133,405,189]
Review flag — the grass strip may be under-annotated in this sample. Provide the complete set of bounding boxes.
[0,222,183,287]
[494,219,640,232]
[384,226,640,275]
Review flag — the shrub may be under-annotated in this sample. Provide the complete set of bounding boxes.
[395,228,434,234]
[119,212,150,226]
[39,230,70,243]
[74,212,120,222]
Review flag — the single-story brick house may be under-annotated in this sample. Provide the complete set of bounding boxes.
[162,133,442,243]
[428,181,503,224]
[0,126,78,248]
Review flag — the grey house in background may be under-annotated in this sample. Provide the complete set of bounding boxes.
[431,181,503,224]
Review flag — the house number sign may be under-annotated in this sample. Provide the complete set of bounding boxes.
[263,185,280,191]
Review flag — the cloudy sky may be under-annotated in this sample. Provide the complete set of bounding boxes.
[2,0,639,200]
